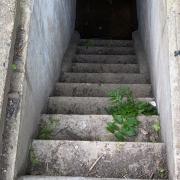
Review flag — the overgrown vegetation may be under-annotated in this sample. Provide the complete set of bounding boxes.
[38,118,58,140]
[30,148,40,166]
[106,87,158,141]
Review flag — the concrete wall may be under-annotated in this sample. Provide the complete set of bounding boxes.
[0,0,17,155]
[136,0,180,179]
[1,0,76,179]
[16,0,76,175]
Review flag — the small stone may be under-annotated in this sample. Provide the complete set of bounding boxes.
[75,145,79,149]
[150,101,156,107]
[141,128,149,135]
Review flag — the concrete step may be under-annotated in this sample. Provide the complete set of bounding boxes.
[47,97,154,114]
[74,55,137,64]
[39,115,160,142]
[19,176,163,180]
[79,39,133,47]
[54,83,152,97]
[29,140,167,179]
[77,46,135,55]
[71,63,139,73]
[60,73,149,84]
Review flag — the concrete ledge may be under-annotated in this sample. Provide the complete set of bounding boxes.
[47,97,155,114]
[61,73,150,84]
[39,115,161,142]
[77,46,135,55]
[19,176,162,180]
[29,140,167,178]
[74,55,137,64]
[55,83,152,97]
[79,39,133,47]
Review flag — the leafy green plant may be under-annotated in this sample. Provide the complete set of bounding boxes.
[106,87,158,141]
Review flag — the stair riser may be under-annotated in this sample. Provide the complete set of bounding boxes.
[39,115,160,142]
[30,141,167,179]
[71,63,139,73]
[60,73,149,84]
[55,83,152,97]
[74,55,137,64]
[47,97,154,114]
[79,39,133,47]
[77,47,135,55]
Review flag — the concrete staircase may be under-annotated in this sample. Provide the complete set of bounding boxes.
[20,39,168,180]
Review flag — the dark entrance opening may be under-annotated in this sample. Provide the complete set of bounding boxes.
[76,0,138,40]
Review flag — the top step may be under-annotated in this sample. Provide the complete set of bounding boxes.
[79,39,133,47]
[76,46,135,55]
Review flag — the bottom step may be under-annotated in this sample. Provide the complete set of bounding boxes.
[29,141,167,179]
[19,176,166,180]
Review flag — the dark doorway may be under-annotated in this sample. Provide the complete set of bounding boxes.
[76,0,138,40]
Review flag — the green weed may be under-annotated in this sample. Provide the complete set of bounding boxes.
[152,121,161,133]
[11,64,17,71]
[106,87,158,141]
[30,148,40,166]
[38,118,58,140]
[158,168,168,178]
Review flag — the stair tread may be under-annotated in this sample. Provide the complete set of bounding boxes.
[71,63,139,73]
[29,140,167,179]
[47,97,155,114]
[77,46,135,55]
[55,83,152,97]
[60,73,149,84]
[74,55,137,64]
[39,115,160,142]
[79,39,133,47]
[19,176,166,180]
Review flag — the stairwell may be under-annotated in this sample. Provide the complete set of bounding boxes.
[19,38,168,180]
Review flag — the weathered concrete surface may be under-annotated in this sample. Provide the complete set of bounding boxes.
[0,0,17,155]
[74,55,137,64]
[29,140,167,179]
[55,83,152,97]
[136,0,180,179]
[79,39,133,47]
[47,97,154,114]
[19,176,163,180]
[71,63,139,73]
[61,73,149,84]
[0,1,77,180]
[15,0,76,177]
[39,115,161,142]
[77,46,135,55]
[167,1,180,179]
[19,176,154,180]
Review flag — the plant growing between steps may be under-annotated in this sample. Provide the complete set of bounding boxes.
[106,87,158,141]
[85,39,94,48]
[30,148,40,166]
[38,118,58,140]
